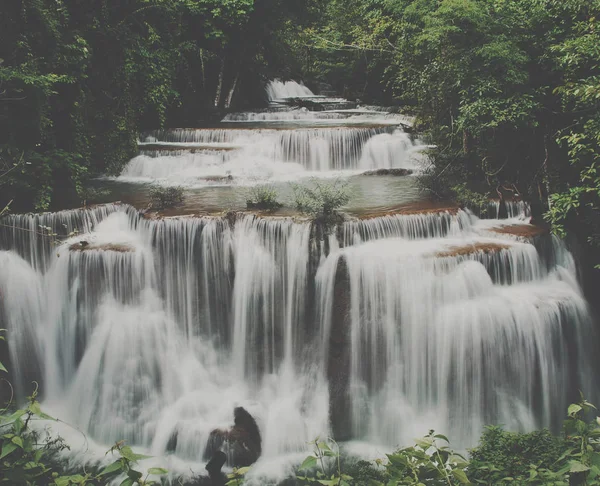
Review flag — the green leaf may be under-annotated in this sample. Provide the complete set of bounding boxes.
[119,445,151,462]
[28,401,55,420]
[568,404,583,416]
[452,468,471,484]
[299,455,318,470]
[0,361,6,373]
[119,479,135,486]
[148,467,168,475]
[415,437,433,449]
[12,435,24,448]
[127,467,143,480]
[2,409,26,424]
[0,442,18,459]
[569,460,590,473]
[100,459,124,476]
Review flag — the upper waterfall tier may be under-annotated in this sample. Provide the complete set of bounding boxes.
[266,79,315,101]
[127,127,425,187]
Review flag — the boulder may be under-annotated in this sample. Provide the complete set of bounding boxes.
[203,407,262,467]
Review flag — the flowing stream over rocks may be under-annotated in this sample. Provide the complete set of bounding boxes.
[0,81,597,483]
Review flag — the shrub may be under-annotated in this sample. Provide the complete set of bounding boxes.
[291,178,350,223]
[79,186,111,206]
[246,185,283,211]
[149,185,185,210]
[468,426,565,484]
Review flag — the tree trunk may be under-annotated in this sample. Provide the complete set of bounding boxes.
[225,72,239,109]
[214,58,225,108]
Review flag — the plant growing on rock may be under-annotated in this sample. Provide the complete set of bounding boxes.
[246,185,283,211]
[291,178,350,229]
[148,185,185,210]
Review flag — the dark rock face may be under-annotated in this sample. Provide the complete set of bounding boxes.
[203,407,262,467]
[205,451,227,486]
[361,168,413,176]
[326,257,353,441]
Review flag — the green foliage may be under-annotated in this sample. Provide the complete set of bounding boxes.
[451,183,492,217]
[148,185,185,210]
[384,431,471,485]
[226,466,251,486]
[306,0,600,268]
[297,437,354,486]
[246,185,283,210]
[469,427,565,484]
[291,178,350,225]
[0,0,319,212]
[290,397,600,486]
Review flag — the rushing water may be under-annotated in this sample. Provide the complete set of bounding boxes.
[0,81,597,484]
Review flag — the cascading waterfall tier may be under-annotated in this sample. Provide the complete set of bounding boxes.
[130,126,423,184]
[266,80,315,101]
[0,202,596,478]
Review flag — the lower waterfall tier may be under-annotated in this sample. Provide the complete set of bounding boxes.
[0,203,596,480]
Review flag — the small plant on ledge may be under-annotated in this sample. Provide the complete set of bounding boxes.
[291,178,350,233]
[149,185,185,210]
[246,185,283,211]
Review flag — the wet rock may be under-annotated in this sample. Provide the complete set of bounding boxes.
[489,224,547,239]
[327,257,353,441]
[361,168,413,176]
[434,242,511,258]
[205,451,227,486]
[203,407,262,467]
[68,241,134,252]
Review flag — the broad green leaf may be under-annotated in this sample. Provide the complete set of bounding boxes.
[415,437,433,449]
[2,409,26,424]
[569,460,590,473]
[0,442,18,459]
[127,467,143,480]
[120,445,151,462]
[100,459,124,476]
[299,455,317,470]
[452,468,471,485]
[568,404,583,416]
[29,401,55,420]
[148,467,169,475]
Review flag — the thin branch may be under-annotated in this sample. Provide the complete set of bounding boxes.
[307,33,396,54]
[0,151,25,180]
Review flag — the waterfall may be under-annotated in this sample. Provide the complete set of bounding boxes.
[128,126,418,183]
[1,202,595,470]
[2,86,598,482]
[358,131,423,170]
[316,234,594,447]
[266,80,314,101]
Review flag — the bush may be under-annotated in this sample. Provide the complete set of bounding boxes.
[246,185,283,211]
[79,186,111,206]
[468,426,565,484]
[149,185,185,210]
[291,178,350,222]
